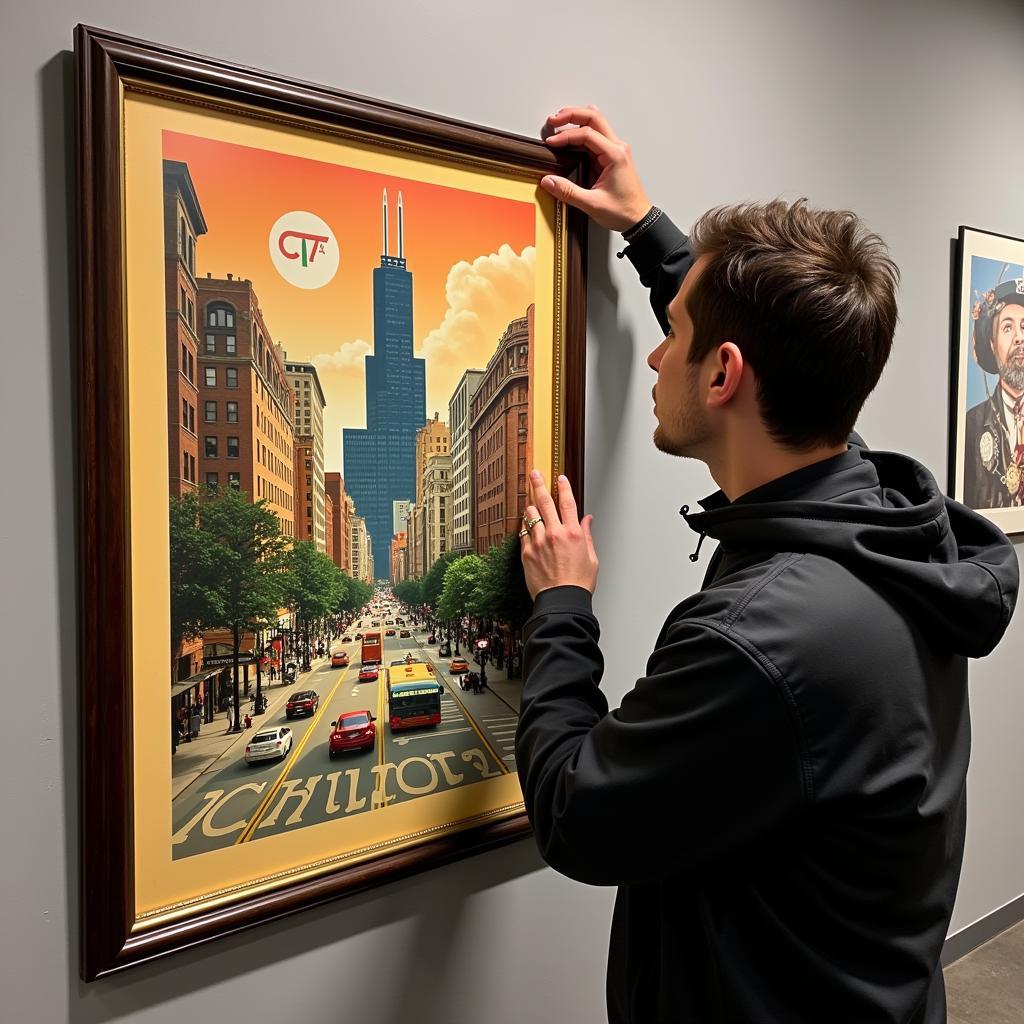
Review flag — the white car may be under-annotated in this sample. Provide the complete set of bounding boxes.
[244,726,293,765]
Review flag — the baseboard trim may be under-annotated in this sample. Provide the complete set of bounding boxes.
[942,892,1024,967]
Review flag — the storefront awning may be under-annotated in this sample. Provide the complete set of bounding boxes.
[171,667,220,700]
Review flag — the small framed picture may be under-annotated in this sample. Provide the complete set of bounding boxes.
[76,24,587,978]
[950,225,1024,534]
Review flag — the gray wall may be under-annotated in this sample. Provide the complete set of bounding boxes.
[3,1,1023,1020]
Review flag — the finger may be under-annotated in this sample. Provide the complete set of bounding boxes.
[555,474,579,527]
[544,125,622,165]
[583,514,597,556]
[529,471,560,528]
[523,503,546,545]
[539,173,608,215]
[548,105,622,143]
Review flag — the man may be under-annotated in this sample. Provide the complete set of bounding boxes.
[963,278,1024,509]
[514,106,1019,1023]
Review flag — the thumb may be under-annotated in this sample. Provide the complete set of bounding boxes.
[541,174,598,216]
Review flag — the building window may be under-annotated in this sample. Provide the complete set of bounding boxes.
[208,305,235,328]
[205,436,218,458]
[187,352,194,383]
[181,343,187,372]
[206,472,219,489]
[180,285,187,315]
[228,472,240,488]
[226,367,238,388]
[205,367,216,387]
[225,335,236,355]
[187,298,194,329]
[205,334,216,354]
[226,401,238,423]
[205,401,216,422]
[227,436,239,458]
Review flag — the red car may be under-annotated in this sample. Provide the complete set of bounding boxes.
[285,690,320,718]
[330,650,350,668]
[328,710,377,757]
[357,663,379,682]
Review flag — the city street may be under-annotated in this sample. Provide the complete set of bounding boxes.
[171,628,520,858]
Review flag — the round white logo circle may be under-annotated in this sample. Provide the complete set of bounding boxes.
[269,211,339,289]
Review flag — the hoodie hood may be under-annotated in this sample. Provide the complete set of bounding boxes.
[682,442,1019,658]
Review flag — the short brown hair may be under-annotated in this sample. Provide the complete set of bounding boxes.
[686,199,899,449]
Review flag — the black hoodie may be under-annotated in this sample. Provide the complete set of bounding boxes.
[514,214,1019,1023]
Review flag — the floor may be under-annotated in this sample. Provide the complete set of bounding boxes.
[944,919,1024,1023]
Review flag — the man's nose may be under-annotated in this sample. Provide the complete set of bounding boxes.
[647,339,667,372]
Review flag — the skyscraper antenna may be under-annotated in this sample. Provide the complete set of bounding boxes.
[398,191,404,260]
[382,188,389,257]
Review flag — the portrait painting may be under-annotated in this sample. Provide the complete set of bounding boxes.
[950,226,1024,534]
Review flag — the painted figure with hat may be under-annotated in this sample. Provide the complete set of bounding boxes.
[963,275,1024,509]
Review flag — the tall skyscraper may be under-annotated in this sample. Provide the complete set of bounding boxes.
[342,190,426,577]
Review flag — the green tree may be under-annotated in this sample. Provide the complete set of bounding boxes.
[437,555,485,624]
[169,490,226,688]
[283,541,346,666]
[420,549,464,609]
[200,487,289,730]
[478,533,533,633]
[393,578,422,608]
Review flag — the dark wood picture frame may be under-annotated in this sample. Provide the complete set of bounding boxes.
[76,23,588,980]
[948,224,1024,534]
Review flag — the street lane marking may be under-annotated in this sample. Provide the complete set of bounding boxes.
[234,665,352,844]
[425,656,509,775]
[393,727,472,745]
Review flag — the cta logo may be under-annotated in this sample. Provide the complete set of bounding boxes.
[269,211,339,289]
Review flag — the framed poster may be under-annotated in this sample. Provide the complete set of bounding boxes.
[950,226,1024,534]
[76,25,587,979]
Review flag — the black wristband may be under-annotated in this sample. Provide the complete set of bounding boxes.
[622,206,662,242]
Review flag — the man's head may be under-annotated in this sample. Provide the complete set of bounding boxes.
[973,279,1024,393]
[648,199,899,458]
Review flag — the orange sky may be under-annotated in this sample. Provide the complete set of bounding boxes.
[162,130,535,473]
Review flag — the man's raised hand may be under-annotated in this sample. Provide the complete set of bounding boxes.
[541,105,652,232]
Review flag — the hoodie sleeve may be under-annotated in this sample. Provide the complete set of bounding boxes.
[515,586,808,886]
[620,212,695,335]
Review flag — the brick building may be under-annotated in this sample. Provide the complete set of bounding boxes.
[195,274,296,538]
[325,473,351,573]
[470,305,533,554]
[163,160,207,497]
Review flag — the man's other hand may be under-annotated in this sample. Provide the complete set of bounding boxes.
[541,106,652,232]
[520,470,599,600]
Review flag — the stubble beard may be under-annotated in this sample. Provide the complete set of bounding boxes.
[652,369,711,459]
[999,349,1024,392]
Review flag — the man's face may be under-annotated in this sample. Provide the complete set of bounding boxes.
[992,301,1024,392]
[647,256,714,458]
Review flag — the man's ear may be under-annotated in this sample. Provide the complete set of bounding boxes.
[707,342,744,407]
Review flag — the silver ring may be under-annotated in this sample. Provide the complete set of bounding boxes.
[525,516,543,529]
[518,528,530,537]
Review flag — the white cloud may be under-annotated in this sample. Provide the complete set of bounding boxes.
[420,244,535,365]
[311,338,372,373]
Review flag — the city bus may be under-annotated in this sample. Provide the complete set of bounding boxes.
[386,661,442,731]
[361,630,382,666]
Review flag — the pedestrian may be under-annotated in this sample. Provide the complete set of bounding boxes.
[514,106,1019,1024]
[224,703,232,732]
